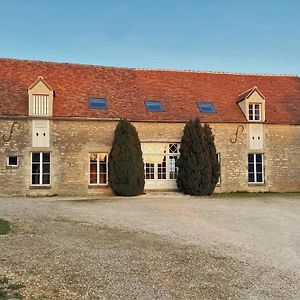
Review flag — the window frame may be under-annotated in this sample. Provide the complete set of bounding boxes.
[197,102,217,113]
[144,100,164,112]
[7,155,19,167]
[248,103,262,121]
[89,152,108,186]
[88,97,108,109]
[31,152,51,186]
[248,153,264,184]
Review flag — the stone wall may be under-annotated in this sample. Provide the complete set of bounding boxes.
[0,118,299,196]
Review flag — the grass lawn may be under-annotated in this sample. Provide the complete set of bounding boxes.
[0,219,11,235]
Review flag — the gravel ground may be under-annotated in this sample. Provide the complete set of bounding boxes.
[0,193,299,299]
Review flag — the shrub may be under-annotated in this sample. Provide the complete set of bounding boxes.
[176,119,219,195]
[108,119,145,196]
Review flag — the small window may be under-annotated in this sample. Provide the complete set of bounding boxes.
[90,153,108,185]
[197,102,216,113]
[249,103,261,121]
[248,153,264,183]
[89,98,107,109]
[145,100,164,112]
[7,155,18,167]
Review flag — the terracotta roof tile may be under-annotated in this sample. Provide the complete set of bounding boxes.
[0,58,299,124]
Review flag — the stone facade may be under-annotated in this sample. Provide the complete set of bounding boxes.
[0,117,299,196]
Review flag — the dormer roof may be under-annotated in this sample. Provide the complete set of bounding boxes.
[28,76,54,91]
[237,86,266,103]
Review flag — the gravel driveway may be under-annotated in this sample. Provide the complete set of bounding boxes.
[0,193,299,299]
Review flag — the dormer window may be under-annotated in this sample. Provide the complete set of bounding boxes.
[28,76,54,117]
[237,87,265,122]
[248,103,261,121]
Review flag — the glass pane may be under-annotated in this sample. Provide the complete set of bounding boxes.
[90,163,97,173]
[32,152,40,162]
[256,163,262,172]
[99,163,107,173]
[32,174,40,185]
[169,144,178,153]
[90,153,97,161]
[256,173,263,183]
[43,153,50,162]
[99,153,107,162]
[8,156,18,166]
[145,101,163,112]
[90,173,97,184]
[32,163,40,173]
[89,98,107,109]
[256,154,262,162]
[42,174,50,185]
[198,102,216,113]
[99,173,107,184]
[158,159,166,179]
[43,163,50,174]
[248,163,254,173]
[248,173,254,182]
[248,154,254,163]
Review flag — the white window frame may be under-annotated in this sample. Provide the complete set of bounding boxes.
[248,153,264,184]
[31,152,51,186]
[89,153,108,186]
[7,155,19,167]
[143,143,180,181]
[248,103,262,121]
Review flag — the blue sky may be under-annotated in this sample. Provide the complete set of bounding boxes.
[0,0,299,75]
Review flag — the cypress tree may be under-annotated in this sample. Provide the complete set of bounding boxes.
[176,118,219,196]
[108,119,145,196]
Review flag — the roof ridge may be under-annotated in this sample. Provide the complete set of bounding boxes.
[134,67,299,78]
[0,57,299,78]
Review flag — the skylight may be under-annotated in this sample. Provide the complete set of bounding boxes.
[89,98,107,109]
[197,102,216,113]
[145,100,164,112]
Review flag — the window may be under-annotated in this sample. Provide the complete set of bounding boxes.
[7,155,18,167]
[33,94,49,115]
[248,103,261,121]
[89,98,107,109]
[31,152,50,185]
[145,163,155,179]
[145,100,164,112]
[89,153,108,185]
[197,102,216,113]
[248,153,264,183]
[143,143,180,180]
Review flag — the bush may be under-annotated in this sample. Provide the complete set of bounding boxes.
[176,119,219,196]
[108,119,145,196]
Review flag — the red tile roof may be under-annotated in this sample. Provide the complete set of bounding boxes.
[0,58,299,124]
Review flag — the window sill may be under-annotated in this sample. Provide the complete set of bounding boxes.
[30,185,51,189]
[248,183,265,186]
[88,184,108,188]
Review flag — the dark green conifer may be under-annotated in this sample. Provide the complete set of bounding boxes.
[108,119,145,196]
[176,119,219,196]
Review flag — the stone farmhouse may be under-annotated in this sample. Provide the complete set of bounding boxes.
[0,58,299,196]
